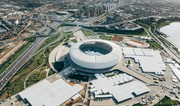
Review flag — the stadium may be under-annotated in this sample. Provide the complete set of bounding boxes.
[69,39,122,71]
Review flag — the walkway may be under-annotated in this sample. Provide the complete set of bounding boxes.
[113,57,152,84]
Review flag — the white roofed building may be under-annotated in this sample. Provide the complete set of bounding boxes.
[122,47,166,75]
[18,75,83,106]
[70,39,122,72]
[89,74,150,103]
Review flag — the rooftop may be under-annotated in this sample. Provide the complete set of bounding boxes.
[122,47,166,75]
[80,41,112,56]
[19,75,83,106]
[90,73,150,103]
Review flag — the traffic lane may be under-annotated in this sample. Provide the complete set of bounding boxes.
[0,38,42,77]
[0,38,45,90]
[0,42,42,88]
[0,38,41,80]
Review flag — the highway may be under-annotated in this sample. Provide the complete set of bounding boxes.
[148,28,180,63]
[0,15,63,91]
[140,24,180,64]
[0,37,45,91]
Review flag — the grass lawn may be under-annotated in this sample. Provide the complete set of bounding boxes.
[71,39,77,43]
[124,30,148,36]
[82,29,94,36]
[96,32,106,35]
[48,69,56,76]
[148,41,161,49]
[100,35,112,40]
[156,21,171,29]
[40,34,61,49]
[154,96,180,106]
[40,32,70,49]
[26,67,47,88]
[138,30,148,36]
[62,32,70,37]
[0,41,33,75]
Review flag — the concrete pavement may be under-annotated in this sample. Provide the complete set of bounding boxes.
[113,58,152,84]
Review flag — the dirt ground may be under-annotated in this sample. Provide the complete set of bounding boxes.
[0,92,8,100]
[20,32,30,38]
[0,41,26,64]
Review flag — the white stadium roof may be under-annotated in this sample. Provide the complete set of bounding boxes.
[19,76,83,106]
[70,40,122,70]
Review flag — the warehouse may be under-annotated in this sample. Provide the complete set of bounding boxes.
[89,74,150,103]
[122,47,166,75]
[18,75,83,106]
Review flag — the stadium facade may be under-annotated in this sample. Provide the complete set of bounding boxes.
[70,40,122,70]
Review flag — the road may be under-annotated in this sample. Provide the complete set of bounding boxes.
[0,37,45,91]
[31,18,58,32]
[113,59,152,84]
[0,15,63,91]
[135,21,180,64]
[146,26,180,63]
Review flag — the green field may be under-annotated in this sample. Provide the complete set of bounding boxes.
[123,30,148,36]
[26,67,47,88]
[148,41,161,49]
[40,34,61,48]
[156,21,171,29]
[154,96,180,106]
[96,32,107,35]
[48,69,56,76]
[39,32,70,49]
[62,32,70,37]
[82,29,94,36]
[100,35,112,40]
[138,30,148,36]
[71,39,77,43]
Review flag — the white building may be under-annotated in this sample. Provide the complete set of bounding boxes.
[70,40,122,71]
[19,75,83,106]
[122,47,166,75]
[89,74,150,103]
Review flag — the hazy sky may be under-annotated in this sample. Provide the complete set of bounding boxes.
[168,0,180,3]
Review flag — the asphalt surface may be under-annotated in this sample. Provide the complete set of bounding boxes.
[0,37,45,91]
